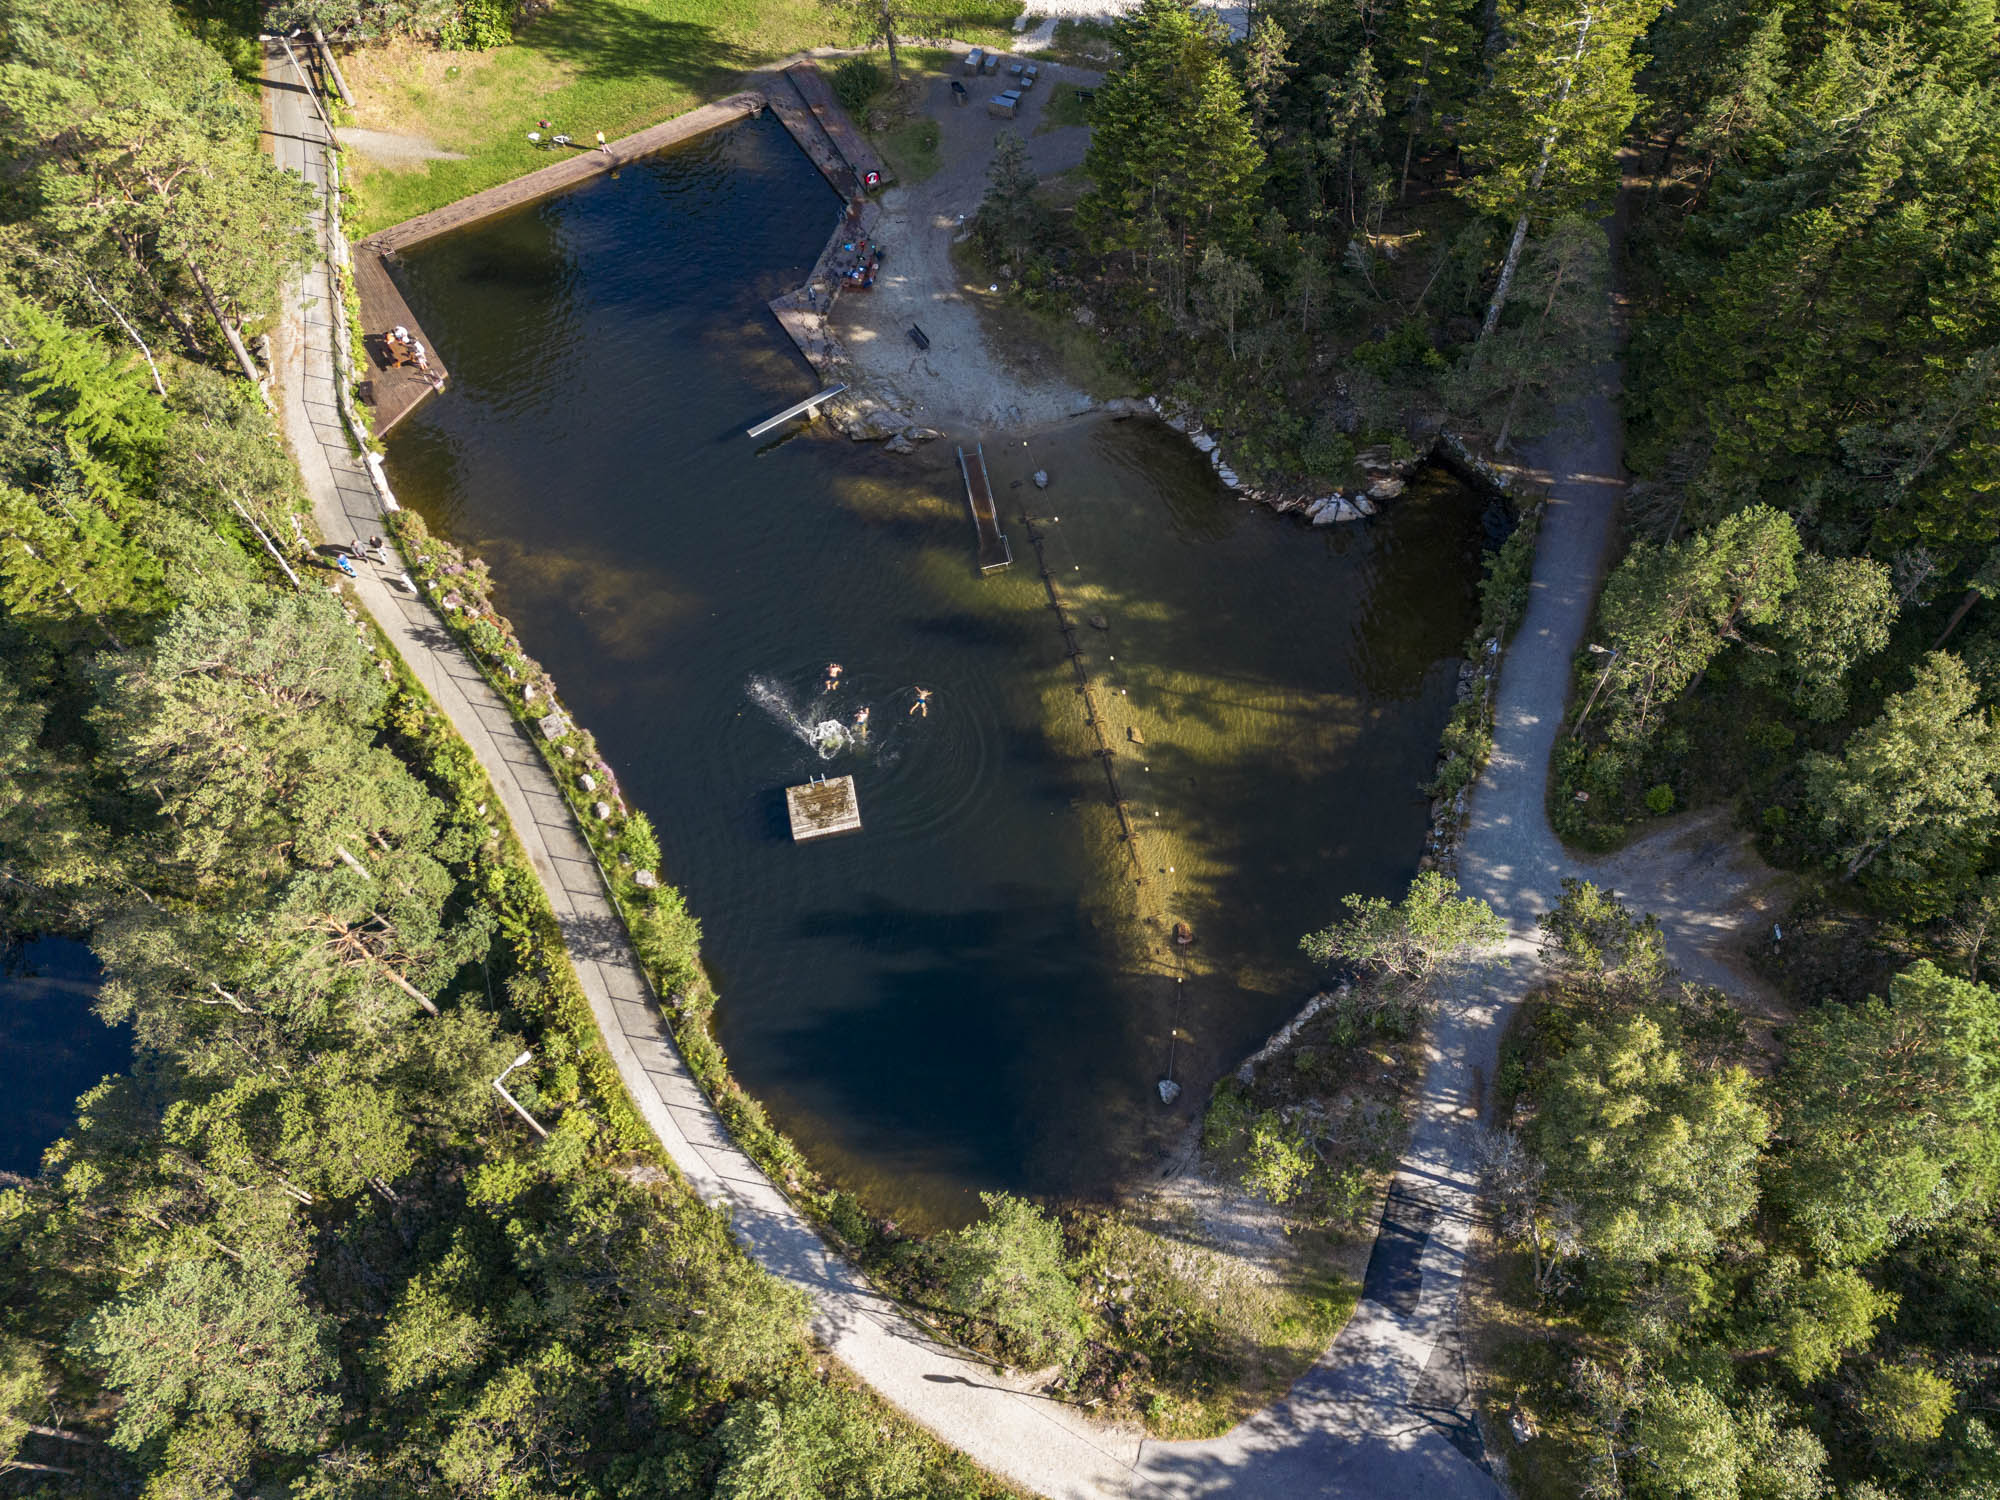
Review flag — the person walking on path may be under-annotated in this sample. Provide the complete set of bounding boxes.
[596,131,609,154]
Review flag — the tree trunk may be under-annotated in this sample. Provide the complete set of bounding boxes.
[313,26,356,107]
[1482,210,1534,338]
[228,494,303,589]
[880,0,901,83]
[1480,5,1595,338]
[188,261,267,399]
[1935,587,1984,648]
[1495,377,1524,452]
[83,275,166,397]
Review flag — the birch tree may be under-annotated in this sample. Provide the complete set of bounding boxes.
[1459,0,1665,336]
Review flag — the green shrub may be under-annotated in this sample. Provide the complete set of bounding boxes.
[437,0,513,49]
[1301,416,1355,484]
[1202,1079,1254,1155]
[1242,1114,1315,1205]
[1471,504,1541,649]
[1645,783,1675,815]
[831,57,882,114]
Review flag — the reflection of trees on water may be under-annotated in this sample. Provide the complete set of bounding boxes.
[1347,468,1490,701]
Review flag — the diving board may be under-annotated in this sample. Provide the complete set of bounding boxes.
[747,383,848,438]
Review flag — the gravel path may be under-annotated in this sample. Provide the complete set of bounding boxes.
[831,64,1103,428]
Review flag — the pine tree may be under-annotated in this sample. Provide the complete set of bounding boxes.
[1443,214,1611,449]
[1241,14,1293,138]
[977,132,1042,271]
[1801,653,2000,901]
[1080,0,1265,287]
[1379,0,1480,198]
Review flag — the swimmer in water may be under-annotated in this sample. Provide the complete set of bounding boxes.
[909,687,932,717]
[853,706,870,732]
[823,662,843,692]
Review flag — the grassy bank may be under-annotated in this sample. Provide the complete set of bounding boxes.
[336,3,1022,232]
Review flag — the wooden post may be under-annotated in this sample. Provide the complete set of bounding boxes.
[313,26,356,107]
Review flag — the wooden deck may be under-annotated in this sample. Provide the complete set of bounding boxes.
[366,93,765,252]
[786,775,862,840]
[351,247,446,434]
[958,444,1013,573]
[785,62,892,188]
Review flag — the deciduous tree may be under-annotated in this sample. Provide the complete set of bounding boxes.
[1771,962,2000,1263]
[1534,1013,1769,1262]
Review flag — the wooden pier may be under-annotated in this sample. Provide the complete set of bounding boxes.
[786,775,862,841]
[958,445,1013,573]
[747,383,848,438]
[351,246,447,434]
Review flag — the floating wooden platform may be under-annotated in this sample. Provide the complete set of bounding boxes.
[748,382,848,438]
[351,247,446,434]
[958,444,1013,573]
[786,775,862,841]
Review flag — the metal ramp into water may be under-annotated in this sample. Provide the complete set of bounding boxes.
[747,383,848,438]
[958,444,1012,573]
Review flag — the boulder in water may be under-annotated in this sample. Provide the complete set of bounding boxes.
[1157,1079,1182,1105]
[1033,469,1049,489]
[1088,614,1109,631]
[1173,920,1194,945]
[1127,724,1145,744]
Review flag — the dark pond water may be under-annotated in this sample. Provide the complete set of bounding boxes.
[383,113,1491,1226]
[0,936,118,1177]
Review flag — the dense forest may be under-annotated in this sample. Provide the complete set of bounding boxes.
[0,1,1008,1494]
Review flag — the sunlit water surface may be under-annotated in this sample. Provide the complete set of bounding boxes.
[384,114,1493,1226]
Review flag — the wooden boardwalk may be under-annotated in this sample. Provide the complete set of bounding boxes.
[351,247,446,433]
[786,62,891,187]
[957,445,1012,573]
[366,93,765,252]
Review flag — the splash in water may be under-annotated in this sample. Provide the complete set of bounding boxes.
[748,675,857,760]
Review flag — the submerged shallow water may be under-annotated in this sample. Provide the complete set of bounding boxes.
[384,114,1491,1226]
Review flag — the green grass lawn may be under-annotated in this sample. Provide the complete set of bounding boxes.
[1035,79,1091,132]
[337,0,1022,232]
[876,116,942,181]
